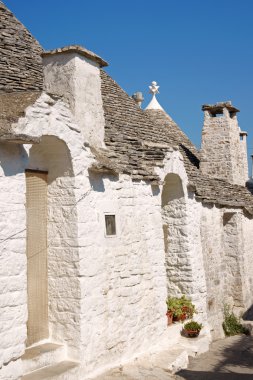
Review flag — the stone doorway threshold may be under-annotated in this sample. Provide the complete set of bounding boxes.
[21,342,79,380]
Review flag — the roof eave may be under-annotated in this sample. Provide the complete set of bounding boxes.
[0,133,40,144]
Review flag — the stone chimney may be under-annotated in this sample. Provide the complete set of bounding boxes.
[42,46,108,148]
[200,101,248,186]
[132,92,144,108]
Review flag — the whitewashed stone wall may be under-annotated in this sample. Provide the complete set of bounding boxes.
[241,214,253,312]
[77,173,168,375]
[17,93,93,361]
[0,144,27,380]
[201,204,253,339]
[27,136,81,359]
[1,90,253,379]
[0,92,169,378]
[157,151,209,325]
[239,133,249,181]
[43,52,105,148]
[201,204,229,339]
[0,92,93,380]
[223,212,244,314]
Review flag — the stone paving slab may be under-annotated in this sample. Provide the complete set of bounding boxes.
[92,335,253,380]
[92,365,175,380]
[176,335,253,380]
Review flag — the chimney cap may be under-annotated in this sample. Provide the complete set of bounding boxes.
[202,101,239,114]
[42,45,108,67]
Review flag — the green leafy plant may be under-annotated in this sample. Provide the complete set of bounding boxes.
[184,320,203,331]
[166,295,196,320]
[222,304,247,336]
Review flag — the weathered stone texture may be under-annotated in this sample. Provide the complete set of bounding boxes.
[0,2,43,92]
[223,212,244,312]
[0,143,27,377]
[27,136,81,360]
[241,215,253,310]
[43,45,108,67]
[0,91,41,135]
[201,204,253,340]
[240,133,249,181]
[162,176,191,295]
[43,52,106,148]
[200,105,248,186]
[77,173,167,374]
[0,2,43,139]
[13,92,93,366]
[201,204,226,340]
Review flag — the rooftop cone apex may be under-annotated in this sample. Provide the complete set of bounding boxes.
[145,81,164,110]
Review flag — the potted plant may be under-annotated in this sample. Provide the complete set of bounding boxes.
[166,310,173,325]
[166,295,196,323]
[183,320,203,337]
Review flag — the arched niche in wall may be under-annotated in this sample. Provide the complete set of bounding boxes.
[161,173,189,296]
[26,135,80,359]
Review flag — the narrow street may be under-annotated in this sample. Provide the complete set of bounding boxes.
[177,335,253,380]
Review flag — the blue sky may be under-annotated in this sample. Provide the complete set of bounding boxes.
[4,0,253,172]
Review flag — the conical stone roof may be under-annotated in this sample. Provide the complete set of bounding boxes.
[0,1,43,92]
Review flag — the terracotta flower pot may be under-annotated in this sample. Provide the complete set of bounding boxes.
[166,311,173,325]
[183,329,200,338]
[173,313,187,322]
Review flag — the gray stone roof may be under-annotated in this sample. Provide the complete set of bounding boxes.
[100,69,253,215]
[100,69,200,182]
[0,2,43,140]
[100,70,173,182]
[0,2,43,92]
[193,177,253,215]
[145,109,200,178]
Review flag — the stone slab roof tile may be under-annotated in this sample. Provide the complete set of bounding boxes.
[0,2,43,92]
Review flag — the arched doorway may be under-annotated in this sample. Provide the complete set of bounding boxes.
[25,136,80,357]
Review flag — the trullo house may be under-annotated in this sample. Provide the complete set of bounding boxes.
[0,2,253,379]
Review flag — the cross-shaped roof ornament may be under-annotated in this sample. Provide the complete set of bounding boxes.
[149,81,160,95]
[145,81,164,110]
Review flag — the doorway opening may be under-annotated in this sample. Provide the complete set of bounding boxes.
[25,136,80,358]
[26,170,48,346]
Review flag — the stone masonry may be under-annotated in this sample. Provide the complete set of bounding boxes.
[200,102,248,186]
[0,2,43,92]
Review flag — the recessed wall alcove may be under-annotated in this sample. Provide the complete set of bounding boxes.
[26,135,80,359]
[161,173,190,296]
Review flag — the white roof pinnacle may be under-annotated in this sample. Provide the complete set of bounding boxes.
[145,81,164,111]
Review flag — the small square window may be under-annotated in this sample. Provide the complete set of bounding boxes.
[105,215,116,236]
